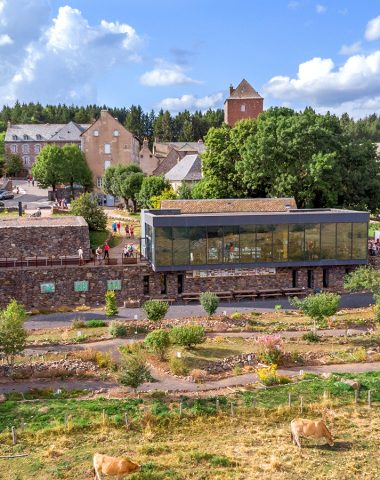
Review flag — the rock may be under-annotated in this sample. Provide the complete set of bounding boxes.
[0,394,6,403]
[341,379,361,390]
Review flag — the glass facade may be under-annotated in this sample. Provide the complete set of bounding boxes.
[149,222,368,267]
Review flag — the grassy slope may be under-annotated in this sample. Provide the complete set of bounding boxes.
[1,373,380,479]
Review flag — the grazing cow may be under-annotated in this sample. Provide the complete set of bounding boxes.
[93,453,140,479]
[290,418,334,448]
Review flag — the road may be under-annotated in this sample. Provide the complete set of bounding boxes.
[4,179,51,210]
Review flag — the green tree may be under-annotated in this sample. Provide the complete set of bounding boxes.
[103,164,143,209]
[143,300,169,323]
[150,186,177,209]
[105,290,119,316]
[200,292,219,318]
[102,165,118,198]
[124,105,146,141]
[169,325,205,349]
[0,300,27,365]
[32,145,64,192]
[61,144,93,199]
[177,182,193,199]
[144,329,171,360]
[138,176,169,209]
[344,266,380,321]
[70,193,107,230]
[0,132,5,175]
[119,170,145,212]
[153,110,173,142]
[5,154,23,177]
[290,292,341,333]
[119,353,150,394]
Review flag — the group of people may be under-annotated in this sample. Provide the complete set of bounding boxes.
[111,221,135,238]
[94,242,135,263]
[368,239,380,256]
[27,175,35,187]
[53,198,68,209]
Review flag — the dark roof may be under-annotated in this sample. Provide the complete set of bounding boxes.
[165,154,202,182]
[227,79,263,100]
[5,122,90,142]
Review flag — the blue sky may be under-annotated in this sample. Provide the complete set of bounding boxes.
[1,0,380,117]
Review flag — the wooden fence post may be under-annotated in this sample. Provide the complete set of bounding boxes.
[216,399,219,411]
[179,402,183,417]
[368,390,372,408]
[124,413,128,427]
[300,396,304,414]
[354,390,359,405]
[252,397,257,409]
[230,402,234,416]
[11,426,17,445]
[288,393,292,408]
[20,418,25,432]
[102,409,106,425]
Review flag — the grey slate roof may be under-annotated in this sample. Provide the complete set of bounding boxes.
[5,122,90,142]
[164,154,202,182]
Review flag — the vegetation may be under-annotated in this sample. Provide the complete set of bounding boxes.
[257,364,290,386]
[256,334,284,365]
[169,355,189,376]
[103,164,144,211]
[169,325,205,348]
[143,300,169,323]
[290,292,341,332]
[119,353,151,393]
[345,266,380,321]
[303,331,322,343]
[0,299,27,364]
[109,321,128,337]
[144,329,171,360]
[200,292,219,318]
[5,153,23,176]
[32,145,64,192]
[138,176,169,209]
[105,291,119,317]
[70,193,107,231]
[61,144,93,198]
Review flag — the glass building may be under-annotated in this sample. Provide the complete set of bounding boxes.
[141,207,369,272]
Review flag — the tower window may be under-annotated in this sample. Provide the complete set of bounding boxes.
[240,104,246,112]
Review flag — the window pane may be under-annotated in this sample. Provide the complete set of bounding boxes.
[207,226,224,264]
[256,225,273,261]
[321,223,336,259]
[305,224,320,260]
[224,226,240,262]
[352,223,367,259]
[155,227,172,266]
[288,224,305,260]
[173,227,189,265]
[145,223,153,262]
[190,227,207,265]
[240,225,256,263]
[336,223,352,260]
[273,224,288,261]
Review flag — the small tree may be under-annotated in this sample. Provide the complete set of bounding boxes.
[119,353,151,394]
[169,325,205,349]
[0,299,27,365]
[344,266,380,322]
[143,300,169,323]
[290,292,341,333]
[138,175,169,209]
[32,145,64,192]
[5,154,23,177]
[144,329,171,360]
[61,144,93,199]
[70,193,107,231]
[105,291,118,316]
[200,292,219,318]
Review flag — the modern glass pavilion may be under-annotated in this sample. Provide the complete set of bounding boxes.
[141,207,369,272]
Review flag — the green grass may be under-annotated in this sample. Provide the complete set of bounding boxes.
[369,221,380,238]
[89,230,122,250]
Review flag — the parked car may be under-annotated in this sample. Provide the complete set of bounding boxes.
[0,191,14,200]
[0,201,4,207]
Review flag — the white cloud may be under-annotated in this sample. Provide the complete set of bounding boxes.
[140,60,201,86]
[0,2,143,105]
[365,15,380,41]
[315,4,327,14]
[339,41,361,55]
[159,92,223,112]
[0,33,12,45]
[264,52,380,109]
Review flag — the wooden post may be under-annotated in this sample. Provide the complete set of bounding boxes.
[124,413,128,426]
[288,393,292,408]
[102,409,106,425]
[20,418,25,432]
[252,397,257,409]
[216,399,219,411]
[300,396,304,414]
[64,413,69,430]
[230,402,234,416]
[354,390,359,405]
[11,426,17,445]
[368,390,372,408]
[179,402,183,417]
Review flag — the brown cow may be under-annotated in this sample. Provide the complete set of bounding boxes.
[290,418,334,448]
[93,453,140,479]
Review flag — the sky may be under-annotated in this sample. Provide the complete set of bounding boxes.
[0,0,380,118]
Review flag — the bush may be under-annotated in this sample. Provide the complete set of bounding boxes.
[105,291,118,317]
[302,331,321,343]
[144,329,171,360]
[256,335,284,365]
[169,325,205,348]
[257,364,290,386]
[71,318,86,329]
[230,312,242,320]
[70,192,107,231]
[190,368,207,382]
[85,319,107,328]
[119,353,151,393]
[352,347,367,362]
[169,356,189,376]
[143,300,169,322]
[0,299,27,365]
[109,321,128,338]
[73,334,88,343]
[200,292,219,317]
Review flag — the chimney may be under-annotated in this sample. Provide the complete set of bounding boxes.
[197,139,203,144]
[7,120,11,129]
[143,137,149,148]
[229,84,234,96]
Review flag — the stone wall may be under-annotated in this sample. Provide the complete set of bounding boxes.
[0,216,90,260]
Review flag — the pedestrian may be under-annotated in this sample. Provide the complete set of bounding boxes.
[125,224,130,238]
[112,221,117,234]
[78,246,84,266]
[372,242,377,257]
[63,198,68,209]
[32,178,35,187]
[123,245,128,258]
[130,224,134,239]
[127,243,134,257]
[27,176,30,185]
[103,242,110,260]
[96,246,102,264]
[117,221,121,234]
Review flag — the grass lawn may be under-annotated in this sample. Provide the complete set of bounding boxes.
[89,230,122,250]
[369,221,380,238]
[1,372,380,479]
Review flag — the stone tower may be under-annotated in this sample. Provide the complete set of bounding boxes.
[224,79,264,126]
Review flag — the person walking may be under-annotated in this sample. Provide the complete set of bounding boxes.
[78,246,84,266]
[125,224,130,238]
[103,242,110,260]
[123,245,128,258]
[112,221,117,234]
[96,246,102,264]
[130,224,134,239]
[117,221,121,235]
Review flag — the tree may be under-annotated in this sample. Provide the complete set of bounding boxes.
[177,182,193,199]
[0,132,5,176]
[61,144,93,199]
[0,300,27,365]
[200,292,219,318]
[290,292,341,333]
[103,164,143,209]
[143,300,169,323]
[119,171,144,212]
[344,266,380,321]
[70,193,107,230]
[144,329,171,360]
[138,176,169,209]
[5,154,23,177]
[150,186,177,209]
[105,290,119,316]
[119,353,150,394]
[32,145,64,192]
[169,325,205,349]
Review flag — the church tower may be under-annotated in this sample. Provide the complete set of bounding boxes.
[224,79,264,126]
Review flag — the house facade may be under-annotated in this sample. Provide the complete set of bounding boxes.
[224,79,264,126]
[164,154,202,191]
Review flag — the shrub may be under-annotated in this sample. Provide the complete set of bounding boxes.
[274,304,282,313]
[70,192,107,231]
[256,335,284,365]
[257,364,290,386]
[200,292,219,317]
[86,319,107,328]
[230,312,242,320]
[144,329,171,360]
[169,325,205,348]
[119,353,151,393]
[290,292,341,333]
[233,365,243,376]
[73,334,88,343]
[302,331,321,343]
[105,291,118,316]
[0,300,27,364]
[352,347,367,362]
[169,356,189,376]
[71,318,86,329]
[143,300,169,323]
[109,321,128,338]
[190,368,207,382]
